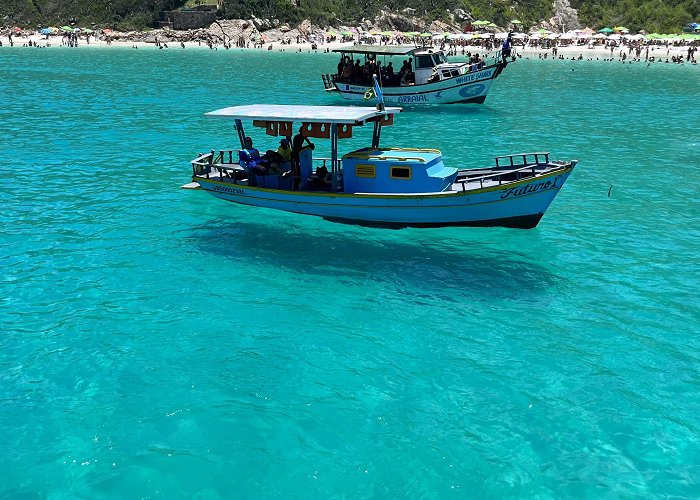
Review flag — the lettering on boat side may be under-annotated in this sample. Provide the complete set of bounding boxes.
[212,184,245,196]
[499,176,562,199]
[398,95,428,103]
[456,69,494,84]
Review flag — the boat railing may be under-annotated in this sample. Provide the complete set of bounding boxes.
[192,149,246,180]
[456,152,553,190]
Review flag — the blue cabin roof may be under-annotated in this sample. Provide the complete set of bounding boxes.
[342,147,458,194]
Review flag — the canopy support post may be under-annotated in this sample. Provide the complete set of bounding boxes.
[331,123,339,193]
[234,119,246,148]
[372,122,382,149]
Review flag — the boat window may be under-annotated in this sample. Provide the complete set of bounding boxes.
[355,164,376,178]
[390,166,412,179]
[435,53,449,64]
[441,70,451,78]
[415,55,434,69]
[450,69,460,77]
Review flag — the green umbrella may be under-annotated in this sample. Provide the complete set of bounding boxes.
[419,32,432,37]
[472,20,490,26]
[83,28,94,33]
[60,25,72,32]
[340,31,353,36]
[405,32,418,36]
[381,31,393,36]
[598,27,613,33]
[511,19,522,24]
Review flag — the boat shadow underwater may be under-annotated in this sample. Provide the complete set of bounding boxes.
[187,217,561,300]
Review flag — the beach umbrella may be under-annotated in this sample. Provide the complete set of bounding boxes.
[472,20,490,26]
[592,33,608,39]
[419,32,432,37]
[381,31,393,36]
[613,26,629,33]
[598,27,613,33]
[83,28,94,33]
[39,28,52,35]
[511,20,522,24]
[340,31,352,36]
[60,26,72,32]
[512,32,527,39]
[494,32,509,39]
[487,23,498,28]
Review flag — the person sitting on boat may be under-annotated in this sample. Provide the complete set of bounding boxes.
[399,58,412,76]
[384,61,395,84]
[340,60,352,81]
[276,138,292,163]
[239,137,268,175]
[309,165,331,189]
[351,59,362,83]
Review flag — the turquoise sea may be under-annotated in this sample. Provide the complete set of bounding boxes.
[1,46,699,498]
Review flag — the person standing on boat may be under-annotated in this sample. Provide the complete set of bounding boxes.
[502,32,513,61]
[291,126,314,178]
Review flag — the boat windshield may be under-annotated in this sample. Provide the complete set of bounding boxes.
[434,52,449,65]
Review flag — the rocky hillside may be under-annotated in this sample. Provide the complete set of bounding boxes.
[1,0,697,33]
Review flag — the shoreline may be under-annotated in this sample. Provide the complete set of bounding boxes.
[2,33,697,66]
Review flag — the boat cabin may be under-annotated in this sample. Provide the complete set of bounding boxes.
[342,147,457,193]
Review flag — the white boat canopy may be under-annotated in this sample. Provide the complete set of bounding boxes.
[205,104,402,124]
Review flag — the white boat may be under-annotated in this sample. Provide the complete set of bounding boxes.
[321,45,513,105]
[184,104,576,229]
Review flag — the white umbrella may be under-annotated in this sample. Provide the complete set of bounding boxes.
[529,33,542,40]
[494,32,509,39]
[512,32,527,39]
[592,33,608,39]
[608,34,621,40]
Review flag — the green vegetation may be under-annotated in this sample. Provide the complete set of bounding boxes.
[1,0,698,33]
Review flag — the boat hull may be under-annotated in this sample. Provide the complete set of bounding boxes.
[193,166,574,229]
[331,64,505,105]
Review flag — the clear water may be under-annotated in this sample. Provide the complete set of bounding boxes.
[1,46,699,497]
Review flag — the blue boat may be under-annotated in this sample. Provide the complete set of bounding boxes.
[184,104,577,229]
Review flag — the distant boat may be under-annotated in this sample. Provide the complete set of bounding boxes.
[184,104,576,229]
[321,45,513,105]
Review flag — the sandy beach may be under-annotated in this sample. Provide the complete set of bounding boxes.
[3,30,697,65]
